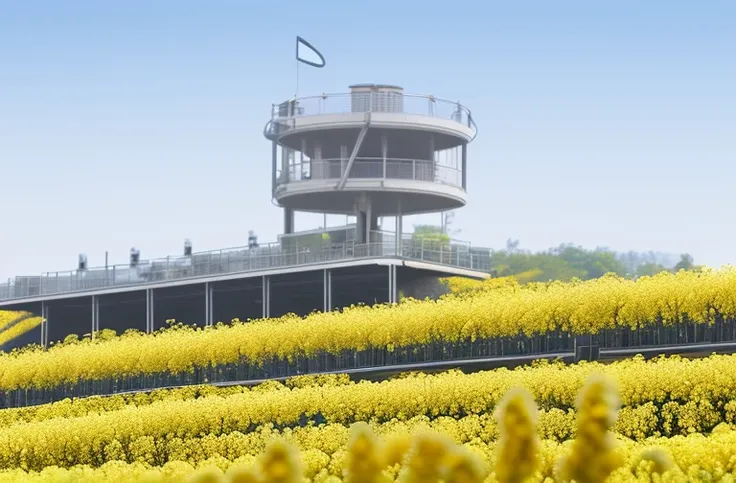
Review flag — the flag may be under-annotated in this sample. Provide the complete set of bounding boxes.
[296,36,326,68]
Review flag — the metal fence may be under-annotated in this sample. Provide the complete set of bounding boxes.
[276,158,463,189]
[269,92,476,137]
[0,230,492,302]
[3,318,736,409]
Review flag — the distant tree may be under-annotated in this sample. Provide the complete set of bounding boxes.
[636,263,669,278]
[673,254,695,272]
[505,238,521,254]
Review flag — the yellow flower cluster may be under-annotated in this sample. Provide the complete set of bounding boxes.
[0,316,43,347]
[5,354,736,439]
[0,310,31,331]
[3,355,736,471]
[2,268,736,391]
[3,390,736,481]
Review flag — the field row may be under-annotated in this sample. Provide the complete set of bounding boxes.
[2,268,736,392]
[1,415,736,481]
[3,355,736,430]
[3,355,736,469]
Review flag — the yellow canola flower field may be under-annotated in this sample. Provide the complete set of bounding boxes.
[3,408,736,481]
[0,316,43,347]
[4,355,736,470]
[0,310,32,331]
[2,268,736,391]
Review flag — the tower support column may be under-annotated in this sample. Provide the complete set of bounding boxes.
[146,289,154,333]
[395,200,403,256]
[388,264,399,304]
[323,269,332,312]
[284,208,295,234]
[91,295,100,337]
[262,275,271,319]
[205,282,214,327]
[41,301,49,348]
[461,142,468,189]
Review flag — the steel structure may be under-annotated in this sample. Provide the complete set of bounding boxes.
[263,84,477,243]
[0,83,487,352]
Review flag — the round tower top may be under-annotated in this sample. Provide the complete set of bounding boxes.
[348,83,404,92]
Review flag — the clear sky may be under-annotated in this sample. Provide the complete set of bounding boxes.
[1,0,734,279]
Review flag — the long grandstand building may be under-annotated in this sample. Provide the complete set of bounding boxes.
[0,84,490,352]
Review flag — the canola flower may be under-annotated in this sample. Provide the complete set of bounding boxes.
[259,440,303,483]
[343,423,385,483]
[558,374,623,483]
[1,268,736,391]
[397,430,453,483]
[1,419,736,481]
[0,310,32,331]
[494,387,539,483]
[5,353,736,443]
[0,316,43,347]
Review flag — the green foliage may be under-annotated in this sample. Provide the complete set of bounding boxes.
[491,242,700,282]
[411,225,450,246]
[491,242,627,282]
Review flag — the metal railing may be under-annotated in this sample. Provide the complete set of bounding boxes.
[0,231,492,302]
[4,318,736,408]
[276,157,462,188]
[266,92,477,139]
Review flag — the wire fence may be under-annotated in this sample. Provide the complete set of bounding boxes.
[2,317,735,408]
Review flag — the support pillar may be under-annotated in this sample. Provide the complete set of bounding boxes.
[323,269,332,312]
[271,141,277,196]
[205,282,214,327]
[262,275,271,319]
[355,195,378,245]
[395,200,403,256]
[381,134,387,178]
[283,208,294,235]
[91,295,100,337]
[40,302,49,348]
[461,142,467,190]
[388,264,399,304]
[146,289,154,333]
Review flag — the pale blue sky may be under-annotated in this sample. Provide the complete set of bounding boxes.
[0,0,734,279]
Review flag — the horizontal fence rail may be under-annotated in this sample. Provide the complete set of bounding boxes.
[2,318,736,408]
[267,92,477,139]
[276,158,462,188]
[0,233,492,302]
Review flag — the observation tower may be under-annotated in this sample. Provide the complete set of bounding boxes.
[264,84,477,245]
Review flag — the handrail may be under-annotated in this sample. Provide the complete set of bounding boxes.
[0,230,492,302]
[275,157,463,188]
[269,92,477,138]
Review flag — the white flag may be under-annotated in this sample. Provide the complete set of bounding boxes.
[296,36,326,68]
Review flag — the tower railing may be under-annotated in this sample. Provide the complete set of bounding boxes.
[268,92,477,139]
[276,157,462,188]
[0,230,491,302]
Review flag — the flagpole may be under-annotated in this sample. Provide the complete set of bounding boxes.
[295,57,299,99]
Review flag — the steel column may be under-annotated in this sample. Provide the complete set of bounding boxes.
[388,264,399,304]
[271,141,277,196]
[395,200,403,256]
[91,295,100,337]
[381,133,387,178]
[205,282,214,326]
[283,208,294,235]
[461,142,467,190]
[146,289,154,333]
[40,301,49,347]
[262,275,271,319]
[323,269,332,312]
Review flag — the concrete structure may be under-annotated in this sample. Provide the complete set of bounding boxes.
[0,84,485,351]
